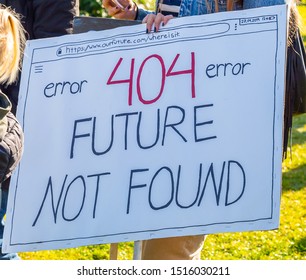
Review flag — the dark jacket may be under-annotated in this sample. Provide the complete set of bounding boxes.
[0,92,23,190]
[0,0,79,114]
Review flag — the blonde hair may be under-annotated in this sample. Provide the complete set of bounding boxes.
[0,5,26,85]
[287,0,302,47]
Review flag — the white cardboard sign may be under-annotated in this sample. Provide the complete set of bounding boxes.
[3,5,287,253]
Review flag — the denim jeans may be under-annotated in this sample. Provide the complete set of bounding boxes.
[0,187,20,260]
[243,0,288,9]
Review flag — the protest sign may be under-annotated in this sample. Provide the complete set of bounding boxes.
[3,5,287,253]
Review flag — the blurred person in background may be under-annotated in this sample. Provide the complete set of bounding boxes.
[102,0,244,260]
[102,0,305,259]
[0,0,79,260]
[0,5,25,260]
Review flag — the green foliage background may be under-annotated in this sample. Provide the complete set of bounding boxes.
[18,1,306,260]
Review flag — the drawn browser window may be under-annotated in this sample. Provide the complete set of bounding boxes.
[3,5,287,254]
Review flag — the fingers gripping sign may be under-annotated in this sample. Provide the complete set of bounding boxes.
[142,13,174,33]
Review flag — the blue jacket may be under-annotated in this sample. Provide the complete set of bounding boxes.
[137,0,288,20]
[243,0,288,9]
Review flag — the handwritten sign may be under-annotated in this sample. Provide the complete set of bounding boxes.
[3,5,287,253]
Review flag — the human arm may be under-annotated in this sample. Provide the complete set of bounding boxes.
[102,0,154,21]
[102,0,138,19]
[102,0,174,32]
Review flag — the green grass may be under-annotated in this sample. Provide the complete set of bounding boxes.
[201,113,306,260]
[18,4,306,261]
[299,3,306,44]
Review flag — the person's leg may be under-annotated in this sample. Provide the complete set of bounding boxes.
[0,187,20,260]
[141,235,205,260]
